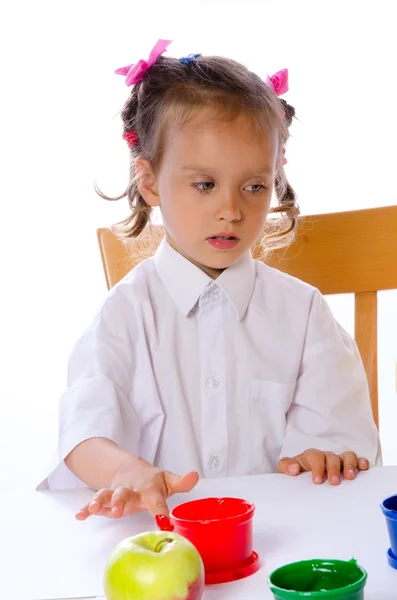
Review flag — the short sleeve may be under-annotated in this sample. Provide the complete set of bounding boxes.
[37,291,141,490]
[281,290,382,465]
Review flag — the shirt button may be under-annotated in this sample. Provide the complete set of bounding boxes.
[208,376,220,389]
[210,455,221,470]
[211,292,220,303]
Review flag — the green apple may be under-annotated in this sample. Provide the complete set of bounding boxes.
[103,530,205,600]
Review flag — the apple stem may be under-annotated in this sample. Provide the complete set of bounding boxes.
[154,537,174,553]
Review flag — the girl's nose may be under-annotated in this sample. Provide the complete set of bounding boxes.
[215,194,242,222]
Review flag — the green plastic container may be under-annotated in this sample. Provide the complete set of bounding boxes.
[268,558,367,599]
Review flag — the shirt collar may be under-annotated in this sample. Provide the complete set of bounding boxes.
[216,250,256,321]
[153,239,256,321]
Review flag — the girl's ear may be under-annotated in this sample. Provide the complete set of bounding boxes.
[136,157,160,207]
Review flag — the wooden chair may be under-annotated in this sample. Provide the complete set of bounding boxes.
[97,205,397,427]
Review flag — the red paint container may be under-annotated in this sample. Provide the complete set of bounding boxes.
[169,497,260,584]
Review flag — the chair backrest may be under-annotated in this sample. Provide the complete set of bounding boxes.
[97,205,397,428]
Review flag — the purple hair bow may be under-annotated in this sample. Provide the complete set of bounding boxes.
[115,39,172,86]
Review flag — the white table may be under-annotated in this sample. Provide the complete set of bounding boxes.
[4,467,397,600]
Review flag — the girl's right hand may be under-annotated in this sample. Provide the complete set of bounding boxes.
[75,457,199,520]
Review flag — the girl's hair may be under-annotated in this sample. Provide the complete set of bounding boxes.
[97,54,299,253]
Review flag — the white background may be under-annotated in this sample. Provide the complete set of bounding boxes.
[1,0,396,490]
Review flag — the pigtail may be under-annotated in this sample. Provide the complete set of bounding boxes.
[95,85,153,239]
[261,98,300,253]
[279,99,295,127]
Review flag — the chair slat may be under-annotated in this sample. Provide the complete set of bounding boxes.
[354,291,378,426]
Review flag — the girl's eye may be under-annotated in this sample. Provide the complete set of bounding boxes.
[192,182,214,192]
[245,184,266,193]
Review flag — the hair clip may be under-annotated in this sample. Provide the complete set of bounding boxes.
[179,53,201,65]
[122,130,138,148]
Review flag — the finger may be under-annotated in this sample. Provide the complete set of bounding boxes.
[165,471,200,495]
[357,457,369,471]
[140,487,170,517]
[75,503,91,520]
[75,489,113,520]
[339,452,358,480]
[88,489,114,515]
[110,487,141,518]
[123,496,146,516]
[304,450,326,484]
[277,457,301,476]
[325,453,342,485]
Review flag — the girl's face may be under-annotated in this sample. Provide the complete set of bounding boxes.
[138,108,278,279]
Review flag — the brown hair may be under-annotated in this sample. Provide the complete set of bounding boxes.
[97,54,299,252]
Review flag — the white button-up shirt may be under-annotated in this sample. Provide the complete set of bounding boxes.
[38,239,381,490]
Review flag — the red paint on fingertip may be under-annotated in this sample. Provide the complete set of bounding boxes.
[155,514,174,531]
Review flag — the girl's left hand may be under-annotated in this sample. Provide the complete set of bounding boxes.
[277,449,369,485]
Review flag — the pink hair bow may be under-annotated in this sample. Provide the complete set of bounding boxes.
[266,68,289,96]
[115,39,172,86]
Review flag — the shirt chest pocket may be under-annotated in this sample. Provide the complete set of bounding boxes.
[251,380,296,473]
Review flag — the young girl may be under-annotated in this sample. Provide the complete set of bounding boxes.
[39,40,381,520]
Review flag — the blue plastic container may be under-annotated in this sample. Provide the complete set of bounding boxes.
[380,494,397,567]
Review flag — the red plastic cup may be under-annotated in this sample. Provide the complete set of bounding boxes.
[169,497,259,584]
